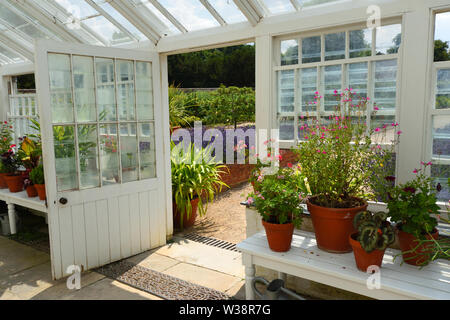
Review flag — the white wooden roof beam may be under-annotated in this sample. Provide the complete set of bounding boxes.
[84,0,139,42]
[199,0,227,26]
[290,0,301,11]
[233,0,265,26]
[147,0,188,33]
[108,0,161,44]
[0,33,34,62]
[8,0,85,43]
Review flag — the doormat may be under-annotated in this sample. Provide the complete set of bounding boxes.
[96,260,231,300]
[182,233,237,252]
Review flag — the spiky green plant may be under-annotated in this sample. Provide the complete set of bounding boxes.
[353,211,395,253]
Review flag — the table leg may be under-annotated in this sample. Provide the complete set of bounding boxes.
[279,272,287,283]
[7,202,16,235]
[245,265,256,300]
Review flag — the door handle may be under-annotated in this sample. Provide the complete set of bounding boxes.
[59,197,68,205]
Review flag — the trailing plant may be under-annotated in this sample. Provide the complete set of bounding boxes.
[387,162,440,239]
[246,166,307,227]
[30,164,45,185]
[293,88,399,208]
[171,141,228,229]
[353,211,395,253]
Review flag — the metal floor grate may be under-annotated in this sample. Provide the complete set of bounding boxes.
[182,233,238,252]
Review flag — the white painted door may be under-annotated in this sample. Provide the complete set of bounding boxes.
[35,40,168,279]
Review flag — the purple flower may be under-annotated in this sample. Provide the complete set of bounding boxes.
[403,187,416,194]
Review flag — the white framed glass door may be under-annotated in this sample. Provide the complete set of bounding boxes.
[35,39,167,279]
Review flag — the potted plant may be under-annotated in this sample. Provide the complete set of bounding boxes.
[17,135,42,197]
[247,166,306,252]
[349,211,395,271]
[30,164,46,200]
[171,141,228,229]
[387,162,440,266]
[0,121,14,188]
[23,178,37,197]
[294,89,399,253]
[2,147,24,193]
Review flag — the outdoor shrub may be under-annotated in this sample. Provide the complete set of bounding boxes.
[30,164,45,185]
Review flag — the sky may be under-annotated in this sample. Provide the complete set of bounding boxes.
[435,12,450,43]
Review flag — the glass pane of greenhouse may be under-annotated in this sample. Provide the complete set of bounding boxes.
[209,0,247,24]
[263,0,296,15]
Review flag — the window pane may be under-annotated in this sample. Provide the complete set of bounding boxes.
[209,0,247,24]
[53,125,78,191]
[371,115,396,144]
[78,124,100,189]
[434,12,450,62]
[431,164,450,202]
[264,0,296,15]
[325,32,345,61]
[348,62,368,98]
[100,124,119,185]
[139,123,156,179]
[279,116,294,140]
[373,59,397,110]
[302,36,321,63]
[120,123,138,183]
[376,24,401,55]
[432,115,450,158]
[323,65,342,111]
[116,60,136,121]
[281,39,298,66]
[73,55,96,122]
[300,67,317,112]
[136,61,154,120]
[278,70,295,112]
[48,54,73,123]
[349,29,372,58]
[436,69,450,109]
[96,58,117,121]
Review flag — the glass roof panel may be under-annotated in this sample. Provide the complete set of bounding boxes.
[133,0,179,35]
[299,0,341,8]
[263,0,296,15]
[0,2,29,28]
[92,0,148,40]
[209,0,247,24]
[157,0,220,31]
[0,42,26,64]
[82,15,133,45]
[54,0,98,19]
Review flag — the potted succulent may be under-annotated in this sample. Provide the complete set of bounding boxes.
[349,211,395,272]
[30,164,46,200]
[294,89,398,253]
[0,121,14,188]
[387,162,440,266]
[247,166,306,252]
[171,141,228,229]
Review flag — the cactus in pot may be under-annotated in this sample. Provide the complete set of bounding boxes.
[349,211,395,271]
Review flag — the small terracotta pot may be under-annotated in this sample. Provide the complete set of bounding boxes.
[26,185,38,198]
[4,174,24,193]
[397,226,439,266]
[262,219,295,252]
[349,233,385,272]
[35,184,46,201]
[0,173,8,189]
[173,197,199,229]
[307,197,368,253]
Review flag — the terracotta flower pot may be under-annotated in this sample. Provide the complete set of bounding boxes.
[0,173,8,189]
[173,197,199,229]
[26,185,38,198]
[4,174,24,193]
[397,226,439,266]
[349,233,386,272]
[307,197,368,253]
[262,219,295,252]
[35,184,46,201]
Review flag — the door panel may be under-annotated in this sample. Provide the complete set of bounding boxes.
[35,40,168,279]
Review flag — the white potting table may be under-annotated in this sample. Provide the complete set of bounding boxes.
[236,230,450,300]
[0,188,48,234]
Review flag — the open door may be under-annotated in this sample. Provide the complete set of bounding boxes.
[35,40,168,279]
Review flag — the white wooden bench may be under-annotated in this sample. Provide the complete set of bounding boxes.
[236,230,450,300]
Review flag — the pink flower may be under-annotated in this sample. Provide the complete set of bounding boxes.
[374,106,379,111]
[247,197,254,205]
[413,169,419,174]
[322,151,327,154]
[397,130,402,135]
[374,128,380,132]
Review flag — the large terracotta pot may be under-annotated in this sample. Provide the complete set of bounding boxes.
[397,226,439,266]
[307,197,368,253]
[26,185,38,198]
[173,197,200,229]
[0,173,8,189]
[4,174,24,193]
[262,220,295,252]
[349,233,386,272]
[35,184,46,201]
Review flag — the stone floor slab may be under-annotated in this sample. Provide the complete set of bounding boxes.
[125,252,179,272]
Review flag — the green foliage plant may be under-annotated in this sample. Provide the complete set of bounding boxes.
[353,211,395,253]
[30,164,45,185]
[171,141,228,229]
[0,121,14,154]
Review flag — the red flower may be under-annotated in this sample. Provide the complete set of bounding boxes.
[287,163,293,168]
[403,187,416,194]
